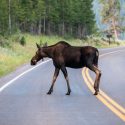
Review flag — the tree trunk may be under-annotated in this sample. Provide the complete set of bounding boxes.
[81,26,84,38]
[78,24,82,38]
[62,22,65,36]
[43,15,46,34]
[47,21,51,35]
[30,23,34,33]
[38,19,42,35]
[112,18,118,40]
[53,23,56,34]
[70,25,73,36]
[58,24,61,35]
[8,0,11,34]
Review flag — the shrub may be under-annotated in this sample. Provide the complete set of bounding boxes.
[0,35,10,48]
[20,36,26,46]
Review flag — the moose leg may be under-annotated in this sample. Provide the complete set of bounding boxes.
[47,68,60,95]
[61,66,71,95]
[93,66,101,95]
[87,64,101,95]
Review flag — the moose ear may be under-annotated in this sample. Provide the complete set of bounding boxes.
[36,43,41,49]
[43,42,48,47]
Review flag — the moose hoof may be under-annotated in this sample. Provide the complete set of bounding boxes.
[94,91,98,95]
[47,91,52,95]
[66,91,71,95]
[66,93,70,95]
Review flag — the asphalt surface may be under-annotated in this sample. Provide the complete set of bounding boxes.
[0,47,125,125]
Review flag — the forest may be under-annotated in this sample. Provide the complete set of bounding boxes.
[0,0,96,38]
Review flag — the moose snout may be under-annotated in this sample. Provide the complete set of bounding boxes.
[31,59,37,65]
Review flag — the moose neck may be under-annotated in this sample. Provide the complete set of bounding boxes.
[43,46,54,58]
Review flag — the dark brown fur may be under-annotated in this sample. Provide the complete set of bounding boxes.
[31,41,101,95]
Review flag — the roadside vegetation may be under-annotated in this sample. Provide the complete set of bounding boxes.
[0,33,125,77]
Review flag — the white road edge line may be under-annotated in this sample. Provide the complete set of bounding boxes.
[100,49,125,57]
[0,59,51,92]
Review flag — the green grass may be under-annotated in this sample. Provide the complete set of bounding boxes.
[0,33,125,77]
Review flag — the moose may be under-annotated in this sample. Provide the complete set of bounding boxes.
[31,41,101,95]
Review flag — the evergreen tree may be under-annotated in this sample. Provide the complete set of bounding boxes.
[0,0,96,38]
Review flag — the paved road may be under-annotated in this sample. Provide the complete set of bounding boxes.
[0,47,125,125]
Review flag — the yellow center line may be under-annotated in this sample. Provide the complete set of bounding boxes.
[85,68,125,114]
[82,68,125,122]
[82,49,125,122]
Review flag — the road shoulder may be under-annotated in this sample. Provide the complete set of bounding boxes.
[0,63,32,87]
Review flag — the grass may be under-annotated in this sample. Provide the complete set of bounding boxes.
[0,33,125,77]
